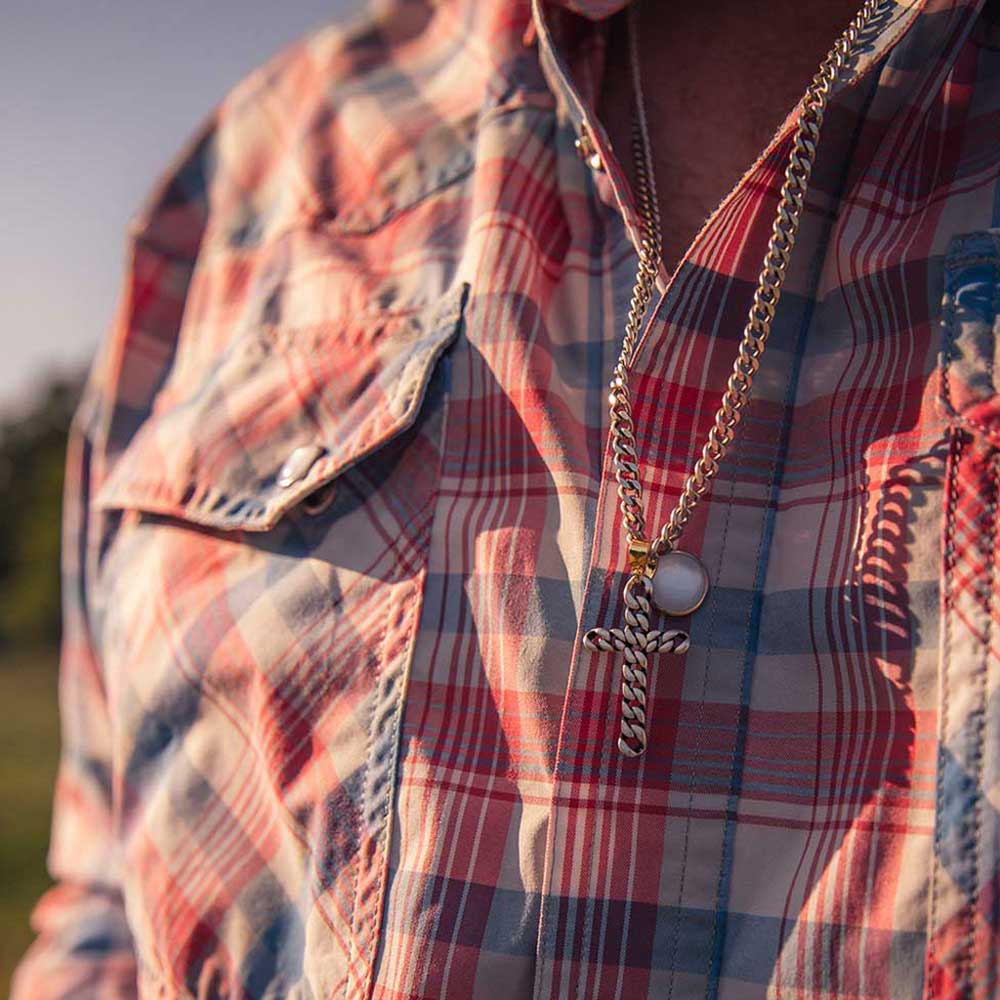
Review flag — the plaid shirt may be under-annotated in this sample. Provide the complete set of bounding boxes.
[13,0,1000,997]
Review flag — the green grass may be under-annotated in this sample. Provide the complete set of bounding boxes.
[0,644,60,995]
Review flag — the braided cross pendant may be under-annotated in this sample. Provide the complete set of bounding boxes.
[583,572,690,757]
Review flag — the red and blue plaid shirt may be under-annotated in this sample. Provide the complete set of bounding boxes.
[13,1,1000,997]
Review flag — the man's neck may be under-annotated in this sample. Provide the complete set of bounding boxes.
[598,0,865,275]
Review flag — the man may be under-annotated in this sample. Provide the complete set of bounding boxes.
[13,0,1000,997]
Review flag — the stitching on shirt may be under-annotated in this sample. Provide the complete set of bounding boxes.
[295,456,444,999]
[962,448,996,998]
[344,601,393,1000]
[364,535,441,999]
[936,242,1000,998]
[356,518,439,999]
[343,343,459,1000]
[927,424,964,994]
[365,570,428,999]
[328,443,450,1000]
[983,451,1000,987]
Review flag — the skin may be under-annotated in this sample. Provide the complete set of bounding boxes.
[598,0,868,274]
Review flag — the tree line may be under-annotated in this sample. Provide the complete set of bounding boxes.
[0,376,82,649]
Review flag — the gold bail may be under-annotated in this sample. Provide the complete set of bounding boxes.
[627,538,653,577]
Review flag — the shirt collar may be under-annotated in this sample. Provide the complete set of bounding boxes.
[531,0,937,134]
[528,0,954,256]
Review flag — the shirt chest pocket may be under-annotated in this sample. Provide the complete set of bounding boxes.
[926,230,1000,999]
[88,284,467,996]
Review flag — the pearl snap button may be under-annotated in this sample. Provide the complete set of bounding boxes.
[299,480,337,516]
[574,127,604,172]
[651,551,710,617]
[277,443,326,487]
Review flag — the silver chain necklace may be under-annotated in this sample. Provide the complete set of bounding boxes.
[584,0,886,757]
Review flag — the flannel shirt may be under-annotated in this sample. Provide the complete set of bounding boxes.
[12,0,1000,997]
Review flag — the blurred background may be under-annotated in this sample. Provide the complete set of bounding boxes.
[1,2,354,989]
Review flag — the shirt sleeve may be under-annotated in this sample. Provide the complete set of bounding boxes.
[10,393,140,998]
[10,109,218,999]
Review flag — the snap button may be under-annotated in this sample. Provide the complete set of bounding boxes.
[277,443,326,487]
[574,127,603,172]
[299,480,337,516]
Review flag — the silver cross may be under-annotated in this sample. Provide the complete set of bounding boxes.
[584,573,690,757]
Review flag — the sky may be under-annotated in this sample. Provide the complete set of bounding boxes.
[1,0,357,414]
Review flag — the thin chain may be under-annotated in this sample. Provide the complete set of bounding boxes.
[609,0,885,569]
[607,1,661,544]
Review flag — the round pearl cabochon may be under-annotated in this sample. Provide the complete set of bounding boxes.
[651,551,710,617]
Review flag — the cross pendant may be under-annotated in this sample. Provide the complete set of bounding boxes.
[583,572,690,757]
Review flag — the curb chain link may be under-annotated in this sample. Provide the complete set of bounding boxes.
[609,0,886,570]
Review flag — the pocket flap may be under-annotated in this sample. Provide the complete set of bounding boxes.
[93,283,469,531]
[939,230,1000,446]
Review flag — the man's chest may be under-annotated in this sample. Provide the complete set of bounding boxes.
[88,19,1000,997]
